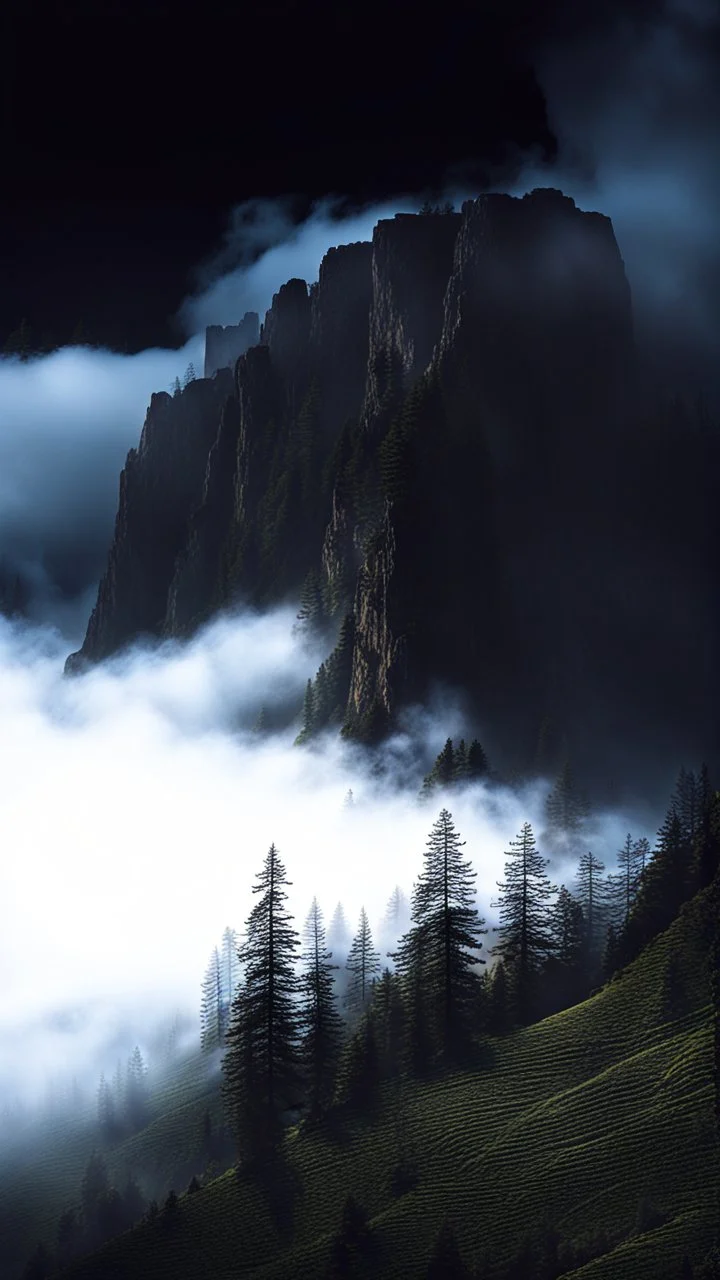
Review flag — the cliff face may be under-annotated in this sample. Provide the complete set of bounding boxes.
[68,191,686,774]
[204,313,259,378]
[66,370,234,669]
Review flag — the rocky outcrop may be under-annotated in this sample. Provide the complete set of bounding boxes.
[362,210,461,428]
[204,312,260,379]
[65,370,233,669]
[69,190,669,775]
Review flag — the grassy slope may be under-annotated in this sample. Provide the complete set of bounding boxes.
[54,884,718,1280]
[0,1049,228,1280]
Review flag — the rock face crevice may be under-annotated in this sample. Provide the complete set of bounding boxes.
[67,190,693,780]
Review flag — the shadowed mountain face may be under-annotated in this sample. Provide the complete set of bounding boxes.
[65,190,718,791]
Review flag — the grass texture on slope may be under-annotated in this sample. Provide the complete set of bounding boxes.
[41,886,720,1278]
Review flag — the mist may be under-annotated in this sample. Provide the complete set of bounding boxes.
[0,601,660,1114]
[504,0,720,399]
[0,335,203,634]
[0,1,713,1112]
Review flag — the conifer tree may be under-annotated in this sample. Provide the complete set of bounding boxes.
[343,788,355,810]
[383,885,408,938]
[575,851,608,967]
[492,822,554,1024]
[545,762,590,848]
[372,968,406,1078]
[125,1046,149,1129]
[97,1074,116,1139]
[295,568,325,635]
[693,766,720,890]
[467,739,489,779]
[545,885,585,1010]
[222,844,302,1167]
[608,834,644,928]
[453,739,469,783]
[334,1009,381,1113]
[200,947,224,1052]
[393,809,487,1063]
[182,361,196,387]
[219,928,240,1038]
[345,908,381,1018]
[324,613,355,721]
[297,678,315,743]
[328,901,351,952]
[623,802,693,958]
[299,898,344,1119]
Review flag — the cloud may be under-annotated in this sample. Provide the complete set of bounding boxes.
[502,0,720,395]
[0,337,204,637]
[0,606,658,1109]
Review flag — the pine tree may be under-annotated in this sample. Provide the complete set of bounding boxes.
[296,678,316,743]
[371,968,406,1078]
[97,1073,116,1139]
[345,908,381,1018]
[324,613,356,722]
[124,1047,149,1130]
[299,898,344,1119]
[492,823,554,1025]
[221,844,303,1168]
[694,766,720,890]
[182,361,196,387]
[575,851,608,969]
[393,810,487,1064]
[620,799,695,963]
[545,761,590,850]
[200,947,224,1052]
[383,885,407,937]
[334,1010,381,1113]
[295,568,325,635]
[171,376,182,396]
[453,739,469,783]
[608,834,644,929]
[343,788,355,810]
[467,739,489,779]
[544,885,585,1011]
[219,928,240,1039]
[328,902,351,952]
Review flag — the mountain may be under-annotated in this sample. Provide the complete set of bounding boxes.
[64,190,718,791]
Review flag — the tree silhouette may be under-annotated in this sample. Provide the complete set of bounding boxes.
[221,844,302,1168]
[393,809,486,1064]
[492,822,554,1024]
[345,908,381,1018]
[299,897,344,1119]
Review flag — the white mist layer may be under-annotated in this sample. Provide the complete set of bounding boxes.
[0,608,658,1109]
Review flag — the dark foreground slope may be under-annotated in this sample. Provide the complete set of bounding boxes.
[65,192,720,790]
[56,882,719,1280]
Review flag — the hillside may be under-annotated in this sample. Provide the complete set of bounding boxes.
[47,880,719,1280]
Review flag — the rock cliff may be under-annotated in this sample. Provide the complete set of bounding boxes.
[68,190,704,778]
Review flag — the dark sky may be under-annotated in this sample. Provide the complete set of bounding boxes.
[1,0,715,354]
[0,0,566,352]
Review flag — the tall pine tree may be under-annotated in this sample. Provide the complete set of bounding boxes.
[492,822,554,1025]
[345,908,381,1018]
[222,844,302,1168]
[299,898,344,1119]
[393,809,487,1064]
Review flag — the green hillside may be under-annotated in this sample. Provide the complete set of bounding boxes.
[48,882,718,1280]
